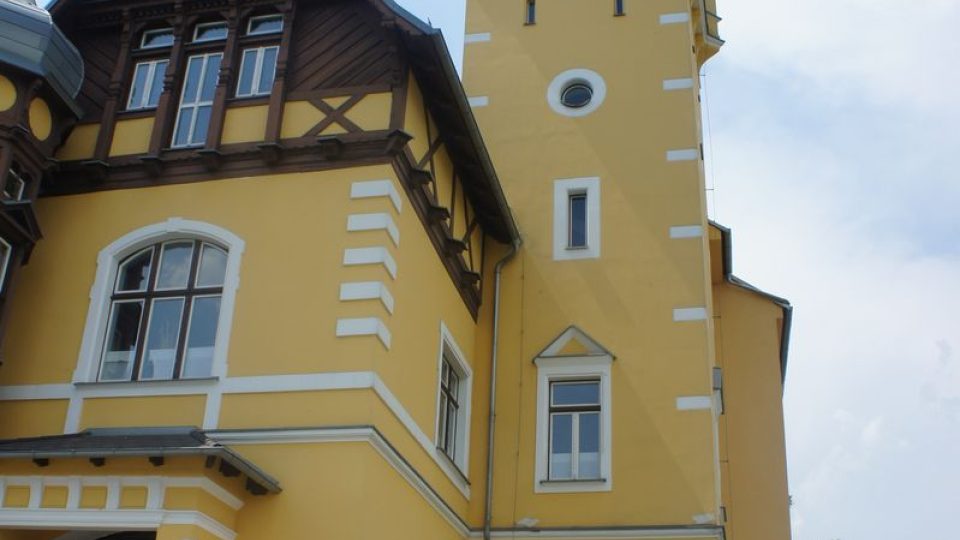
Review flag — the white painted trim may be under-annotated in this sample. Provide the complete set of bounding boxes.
[553,177,601,261]
[27,478,41,509]
[547,69,607,118]
[339,281,395,314]
[72,218,245,389]
[433,321,473,473]
[343,246,398,279]
[0,479,6,508]
[0,509,235,540]
[659,12,690,25]
[347,213,400,246]
[163,477,243,510]
[673,307,708,322]
[669,225,704,239]
[66,478,81,510]
[464,32,491,43]
[222,371,373,395]
[105,478,120,510]
[0,383,73,400]
[666,149,700,162]
[676,396,713,411]
[533,355,613,493]
[335,317,391,349]
[350,180,402,213]
[692,513,716,524]
[468,96,489,108]
[471,528,722,539]
[663,78,694,91]
[209,426,470,537]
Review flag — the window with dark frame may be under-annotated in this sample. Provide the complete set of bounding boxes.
[3,164,27,201]
[615,0,625,16]
[437,354,461,462]
[568,192,588,248]
[525,0,536,24]
[98,240,228,382]
[548,380,602,481]
[127,59,168,110]
[172,52,223,148]
[0,237,11,294]
[192,21,228,43]
[247,14,284,36]
[236,46,279,98]
[140,28,174,49]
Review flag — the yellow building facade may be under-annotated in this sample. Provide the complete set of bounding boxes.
[0,0,791,539]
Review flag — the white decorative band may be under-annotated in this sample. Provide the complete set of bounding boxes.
[659,12,690,24]
[663,78,694,91]
[666,149,700,162]
[676,396,713,411]
[0,509,235,540]
[347,213,400,246]
[464,32,491,43]
[474,527,722,538]
[693,513,716,524]
[340,281,395,314]
[669,225,704,239]
[673,307,708,322]
[468,96,489,108]
[350,180,402,213]
[343,247,397,279]
[336,317,391,349]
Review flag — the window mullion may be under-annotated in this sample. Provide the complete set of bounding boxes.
[129,245,162,381]
[252,48,264,95]
[572,411,580,479]
[172,241,202,379]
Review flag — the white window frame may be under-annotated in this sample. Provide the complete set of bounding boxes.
[171,53,222,148]
[433,321,473,476]
[246,14,284,36]
[140,28,174,50]
[0,237,12,293]
[74,218,245,386]
[534,355,612,493]
[3,167,26,201]
[235,46,279,98]
[553,177,600,260]
[126,59,168,111]
[192,21,228,43]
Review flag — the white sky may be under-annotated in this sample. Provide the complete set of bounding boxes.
[395,1,960,538]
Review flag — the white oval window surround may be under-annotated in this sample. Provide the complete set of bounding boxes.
[547,69,607,117]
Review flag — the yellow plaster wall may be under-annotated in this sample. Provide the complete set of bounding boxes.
[109,117,154,156]
[28,98,52,141]
[404,75,430,160]
[40,486,68,509]
[2,486,29,508]
[714,284,791,540]
[218,389,374,429]
[280,100,325,138]
[0,400,68,439]
[344,92,392,132]
[164,486,236,528]
[55,124,99,161]
[80,395,207,430]
[79,485,108,509]
[222,105,268,145]
[0,75,16,111]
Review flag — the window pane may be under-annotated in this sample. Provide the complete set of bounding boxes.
[173,108,194,147]
[142,29,174,48]
[578,412,601,479]
[552,381,600,406]
[182,56,204,104]
[182,296,221,378]
[569,194,587,247]
[196,244,227,287]
[249,15,283,35]
[195,22,228,42]
[200,55,222,102]
[99,301,143,381]
[156,242,193,290]
[191,105,212,145]
[445,400,458,457]
[236,50,257,96]
[550,413,573,479]
[438,393,448,447]
[117,248,153,292]
[128,63,150,109]
[448,366,460,400]
[140,298,185,380]
[257,47,278,93]
[147,60,168,107]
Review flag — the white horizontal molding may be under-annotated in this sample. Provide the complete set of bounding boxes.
[692,513,716,524]
[0,383,72,400]
[350,180,402,213]
[676,396,713,411]
[666,149,700,162]
[0,509,235,540]
[223,372,374,395]
[464,32,491,43]
[339,281,395,314]
[673,307,708,322]
[663,78,694,91]
[468,96,489,108]
[659,12,690,25]
[476,527,722,539]
[336,317,392,349]
[347,213,400,246]
[343,247,397,279]
[669,225,704,239]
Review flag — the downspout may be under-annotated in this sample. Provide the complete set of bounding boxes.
[483,239,520,540]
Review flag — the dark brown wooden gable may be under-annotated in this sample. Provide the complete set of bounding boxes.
[287,0,399,93]
[71,28,123,122]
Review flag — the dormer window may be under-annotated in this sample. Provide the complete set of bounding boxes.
[140,28,174,49]
[193,21,228,43]
[236,46,279,97]
[127,59,168,110]
[247,14,283,36]
[2,164,27,201]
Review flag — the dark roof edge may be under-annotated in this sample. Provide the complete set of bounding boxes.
[710,220,793,384]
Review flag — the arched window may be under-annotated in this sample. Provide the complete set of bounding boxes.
[75,219,244,385]
[99,240,227,381]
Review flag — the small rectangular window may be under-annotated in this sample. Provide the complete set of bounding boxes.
[3,166,27,201]
[548,380,602,481]
[615,0,625,16]
[568,192,587,248]
[438,355,461,461]
[127,60,168,110]
[172,52,222,148]
[140,28,174,49]
[0,237,11,293]
[193,21,228,43]
[235,46,279,97]
[247,14,284,35]
[525,0,536,24]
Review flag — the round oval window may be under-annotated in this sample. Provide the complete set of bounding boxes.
[561,83,593,109]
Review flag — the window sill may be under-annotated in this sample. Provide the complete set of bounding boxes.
[535,477,611,494]
[227,95,270,107]
[117,109,158,120]
[540,478,606,484]
[436,447,471,485]
[75,376,219,389]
